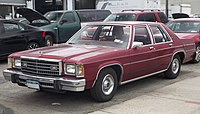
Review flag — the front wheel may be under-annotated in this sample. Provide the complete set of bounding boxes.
[164,55,181,79]
[90,68,118,102]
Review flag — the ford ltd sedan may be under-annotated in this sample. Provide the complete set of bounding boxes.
[3,21,195,102]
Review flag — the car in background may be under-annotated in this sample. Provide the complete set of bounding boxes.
[3,21,195,102]
[104,9,168,24]
[0,19,46,60]
[17,8,111,46]
[167,18,200,63]
[0,15,3,19]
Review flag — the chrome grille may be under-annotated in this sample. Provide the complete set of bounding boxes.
[21,58,61,76]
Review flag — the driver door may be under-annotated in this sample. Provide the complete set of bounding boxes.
[58,12,81,43]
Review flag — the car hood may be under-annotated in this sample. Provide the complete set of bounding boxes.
[172,13,190,19]
[175,33,198,39]
[17,8,50,23]
[16,44,120,62]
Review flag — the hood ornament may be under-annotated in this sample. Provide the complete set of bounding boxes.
[39,51,43,55]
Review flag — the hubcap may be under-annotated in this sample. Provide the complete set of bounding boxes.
[172,58,179,74]
[195,46,200,62]
[102,74,114,95]
[28,43,38,49]
[46,39,52,46]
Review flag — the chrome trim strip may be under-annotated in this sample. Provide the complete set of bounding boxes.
[184,43,195,46]
[120,69,167,85]
[123,53,172,66]
[21,56,62,62]
[92,63,124,87]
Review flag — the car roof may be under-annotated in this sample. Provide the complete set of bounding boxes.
[49,9,111,13]
[112,11,161,15]
[87,21,160,26]
[171,18,200,21]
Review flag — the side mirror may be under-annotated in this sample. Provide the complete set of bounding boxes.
[132,42,143,48]
[60,19,68,25]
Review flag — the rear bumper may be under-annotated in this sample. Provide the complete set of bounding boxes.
[3,70,86,92]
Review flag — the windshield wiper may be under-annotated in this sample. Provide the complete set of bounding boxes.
[68,42,75,44]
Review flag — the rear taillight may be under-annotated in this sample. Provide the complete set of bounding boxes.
[42,31,46,38]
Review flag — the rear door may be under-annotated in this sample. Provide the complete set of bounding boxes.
[1,21,27,56]
[127,25,157,80]
[58,12,81,43]
[149,24,174,71]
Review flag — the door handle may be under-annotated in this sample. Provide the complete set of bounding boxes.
[169,43,173,47]
[150,46,154,50]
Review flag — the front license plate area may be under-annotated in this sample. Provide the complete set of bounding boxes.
[26,80,40,90]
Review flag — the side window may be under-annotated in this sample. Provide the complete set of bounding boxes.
[137,14,145,21]
[61,12,76,23]
[150,25,171,43]
[158,12,168,23]
[3,22,20,33]
[134,26,151,45]
[144,13,156,22]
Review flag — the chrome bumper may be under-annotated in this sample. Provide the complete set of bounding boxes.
[3,70,86,92]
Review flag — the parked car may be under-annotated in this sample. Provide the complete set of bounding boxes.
[167,18,200,63]
[0,19,46,60]
[3,21,195,102]
[0,15,3,19]
[17,8,111,46]
[104,9,168,24]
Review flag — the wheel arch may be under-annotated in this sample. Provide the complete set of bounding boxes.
[26,40,40,49]
[169,51,185,67]
[92,63,124,88]
[45,31,56,43]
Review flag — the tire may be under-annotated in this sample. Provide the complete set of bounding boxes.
[26,42,39,50]
[192,44,200,63]
[90,68,118,102]
[45,35,54,46]
[164,55,181,79]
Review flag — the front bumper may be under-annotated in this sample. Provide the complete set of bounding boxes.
[3,70,86,92]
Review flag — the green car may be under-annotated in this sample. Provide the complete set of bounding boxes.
[17,8,111,46]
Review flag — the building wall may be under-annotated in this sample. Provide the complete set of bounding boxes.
[161,0,200,14]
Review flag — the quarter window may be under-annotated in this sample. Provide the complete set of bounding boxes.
[137,13,156,22]
[150,26,171,43]
[134,26,151,45]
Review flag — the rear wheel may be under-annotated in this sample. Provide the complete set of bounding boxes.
[45,35,54,46]
[164,55,181,79]
[90,68,118,102]
[26,42,39,50]
[192,44,200,63]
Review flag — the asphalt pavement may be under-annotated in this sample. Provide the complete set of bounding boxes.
[91,64,200,114]
[0,61,200,114]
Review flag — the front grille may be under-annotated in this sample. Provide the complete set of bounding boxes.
[21,58,61,76]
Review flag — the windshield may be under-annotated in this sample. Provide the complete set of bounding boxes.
[44,12,63,23]
[104,14,136,22]
[67,25,131,49]
[167,21,200,33]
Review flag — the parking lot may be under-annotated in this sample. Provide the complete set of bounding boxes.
[0,60,199,114]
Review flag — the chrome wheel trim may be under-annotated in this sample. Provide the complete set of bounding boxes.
[195,46,200,62]
[102,74,114,95]
[172,58,179,74]
[28,43,39,49]
[46,39,52,46]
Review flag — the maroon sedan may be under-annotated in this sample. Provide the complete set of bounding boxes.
[3,22,195,102]
[167,18,200,63]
